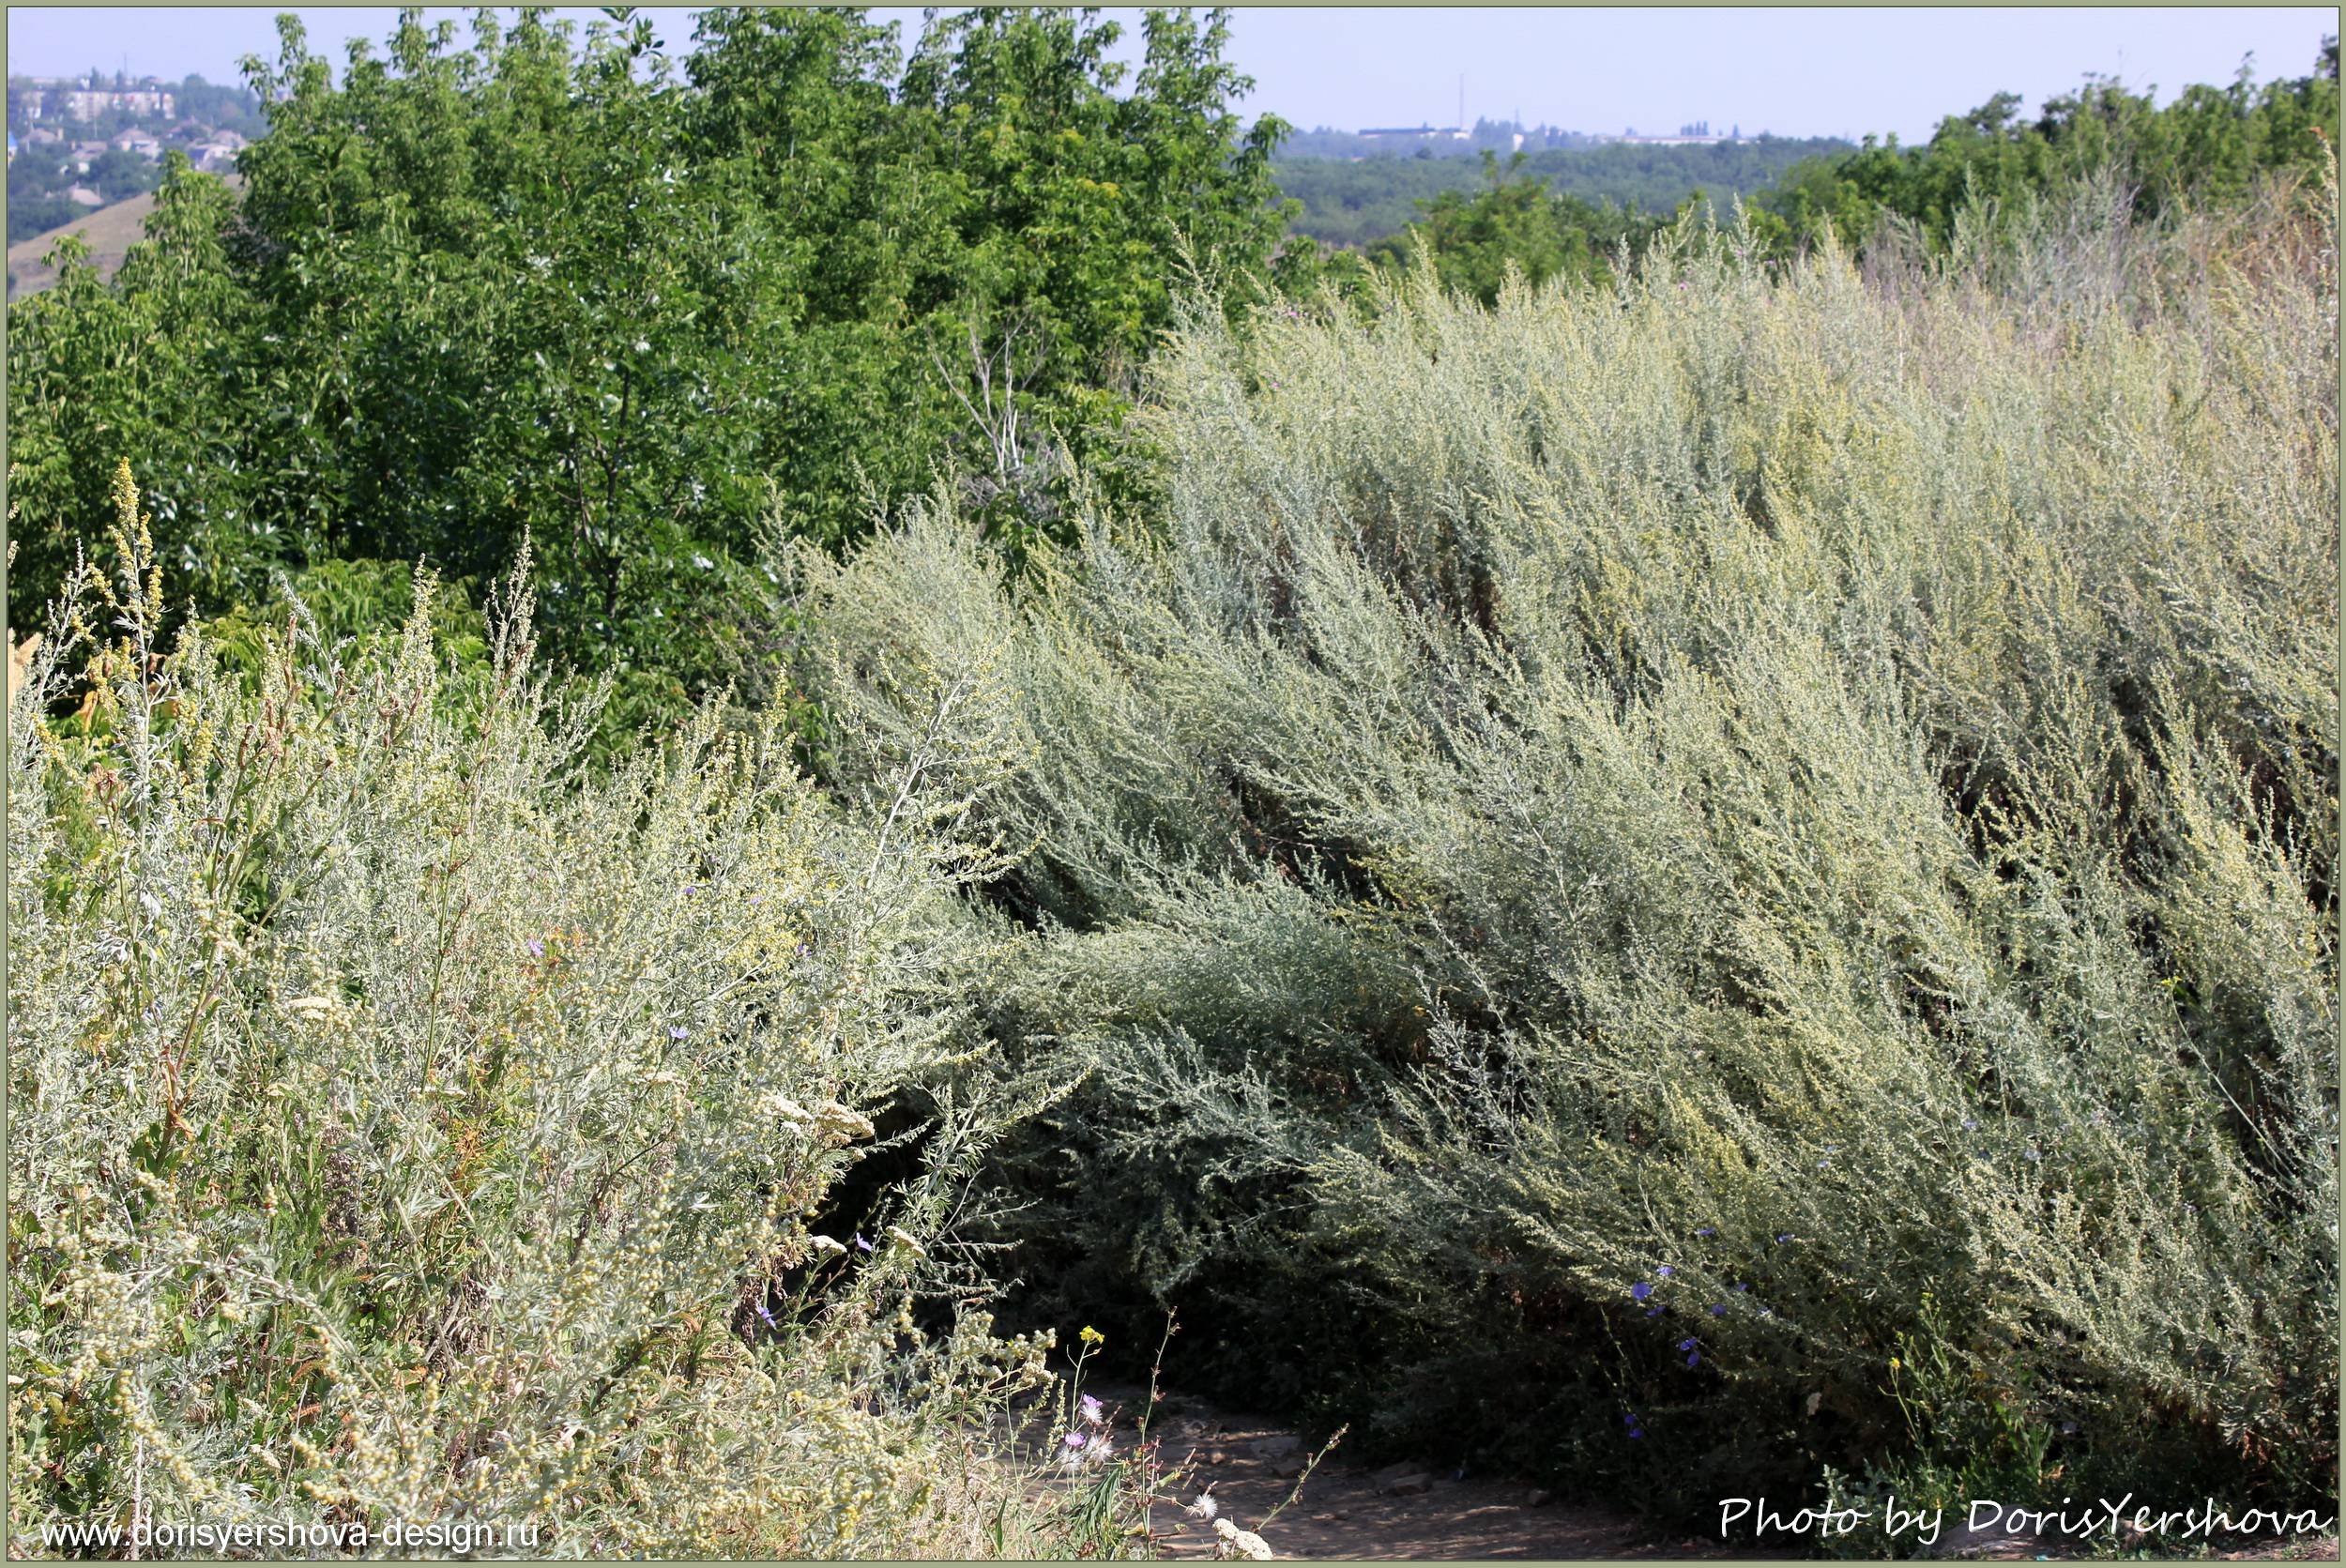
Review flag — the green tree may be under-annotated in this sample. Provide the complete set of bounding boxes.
[8,7,1295,724]
[1755,43,2339,252]
[8,156,259,617]
[1369,150,1659,304]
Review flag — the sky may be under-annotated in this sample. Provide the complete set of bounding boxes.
[7,6,2337,145]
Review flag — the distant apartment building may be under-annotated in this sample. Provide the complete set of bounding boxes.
[13,75,175,123]
[111,129,161,157]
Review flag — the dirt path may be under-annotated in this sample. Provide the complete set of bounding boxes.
[1076,1383,1715,1561]
[1064,1383,2338,1562]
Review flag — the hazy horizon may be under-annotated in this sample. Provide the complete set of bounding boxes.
[6,6,2337,145]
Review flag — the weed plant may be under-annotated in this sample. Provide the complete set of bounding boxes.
[799,186,2339,1522]
[7,466,1108,1557]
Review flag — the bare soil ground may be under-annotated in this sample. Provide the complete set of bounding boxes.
[1078,1382,1717,1561]
[1059,1382,2337,1562]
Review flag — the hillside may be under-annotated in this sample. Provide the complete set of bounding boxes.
[7,178,240,297]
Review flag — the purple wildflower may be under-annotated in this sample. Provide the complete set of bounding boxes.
[682,884,697,897]
[525,937,545,959]
[1678,1337,1698,1352]
[1063,1432,1089,1451]
[1080,1395,1104,1423]
[669,1025,690,1040]
[1685,1351,1701,1368]
[1695,1227,1714,1237]
[1710,1303,1728,1316]
[1655,1265,1673,1278]
[756,1303,779,1329]
[854,1233,875,1255]
[1630,1282,1653,1302]
[1775,1234,1794,1243]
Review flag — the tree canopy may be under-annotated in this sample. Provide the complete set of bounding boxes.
[8,7,1297,731]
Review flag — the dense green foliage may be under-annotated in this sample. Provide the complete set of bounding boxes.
[1755,46,2339,251]
[1364,151,1667,304]
[8,194,83,248]
[7,7,1294,738]
[8,145,162,245]
[800,190,2338,1526]
[1277,136,1848,250]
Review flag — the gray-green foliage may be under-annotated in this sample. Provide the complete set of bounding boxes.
[800,204,2338,1504]
[7,468,1088,1556]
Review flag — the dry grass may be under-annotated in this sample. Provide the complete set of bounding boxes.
[7,177,243,297]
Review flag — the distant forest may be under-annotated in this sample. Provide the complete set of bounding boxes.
[1276,136,1852,248]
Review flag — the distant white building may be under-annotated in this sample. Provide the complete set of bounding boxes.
[111,130,161,157]
[15,76,175,123]
[1604,133,1749,147]
[1359,124,1471,143]
[65,184,104,207]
